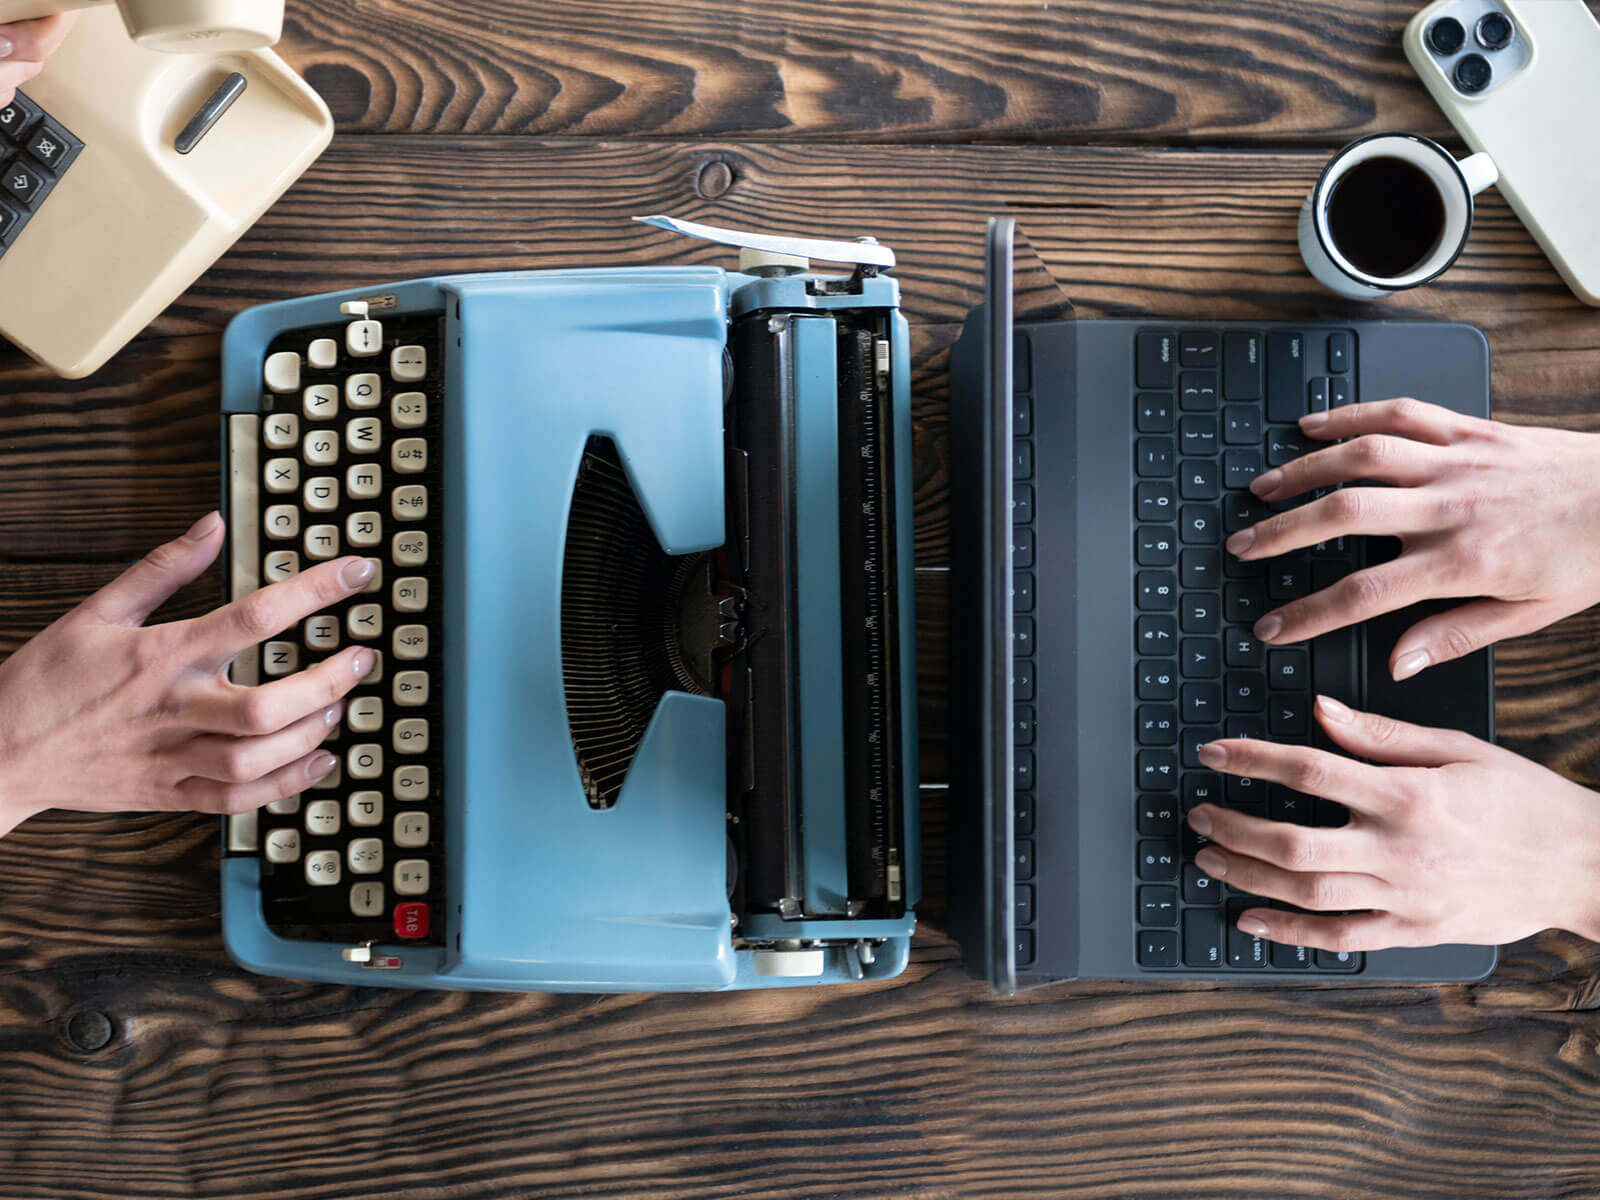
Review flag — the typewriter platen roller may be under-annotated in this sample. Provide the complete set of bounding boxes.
[219,221,919,991]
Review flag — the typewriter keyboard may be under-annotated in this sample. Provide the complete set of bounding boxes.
[1129,326,1364,974]
[0,91,84,260]
[230,309,446,947]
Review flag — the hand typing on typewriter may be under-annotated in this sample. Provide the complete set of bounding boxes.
[1188,698,1600,953]
[1230,397,1600,679]
[0,512,373,838]
[0,10,77,109]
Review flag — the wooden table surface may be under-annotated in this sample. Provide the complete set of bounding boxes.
[4,3,1600,1197]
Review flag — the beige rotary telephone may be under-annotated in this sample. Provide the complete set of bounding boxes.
[0,0,330,377]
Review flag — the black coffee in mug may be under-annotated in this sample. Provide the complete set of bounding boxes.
[1324,155,1446,279]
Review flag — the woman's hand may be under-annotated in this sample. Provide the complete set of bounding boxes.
[1185,696,1600,952]
[1229,398,1600,680]
[0,11,78,109]
[0,512,375,837]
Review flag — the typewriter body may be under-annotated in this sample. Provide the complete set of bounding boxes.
[219,230,919,991]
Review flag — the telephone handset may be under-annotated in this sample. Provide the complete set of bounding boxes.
[0,0,282,53]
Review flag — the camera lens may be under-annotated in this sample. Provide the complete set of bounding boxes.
[1427,16,1466,54]
[1454,52,1493,93]
[1475,11,1514,50]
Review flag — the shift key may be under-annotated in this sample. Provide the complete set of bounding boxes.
[1223,332,1260,400]
[1267,332,1305,422]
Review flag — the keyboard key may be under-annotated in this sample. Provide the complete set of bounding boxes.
[1014,929,1036,968]
[1266,560,1306,603]
[1270,786,1314,824]
[1227,912,1268,967]
[1013,660,1034,701]
[2,156,44,208]
[1136,751,1177,790]
[394,718,430,754]
[1222,491,1269,533]
[394,859,430,895]
[1180,637,1220,678]
[1014,332,1032,392]
[1183,908,1225,967]
[347,743,383,780]
[1012,528,1034,568]
[1014,749,1034,791]
[1323,331,1351,373]
[1014,840,1035,881]
[1223,582,1266,624]
[1221,404,1260,445]
[1137,840,1178,881]
[394,764,430,802]
[1271,940,1312,969]
[305,798,340,835]
[1181,682,1220,723]
[1013,617,1034,655]
[304,428,339,466]
[1012,482,1034,523]
[1136,438,1174,478]
[305,850,342,886]
[304,477,339,512]
[1269,693,1308,737]
[1015,793,1035,837]
[264,412,300,450]
[1180,505,1219,546]
[1225,715,1266,742]
[1014,570,1036,611]
[391,345,428,381]
[1179,330,1218,367]
[1224,671,1265,712]
[264,504,299,541]
[1268,649,1308,689]
[264,457,299,495]
[347,603,383,641]
[346,319,383,357]
[1136,616,1177,656]
[1183,772,1221,810]
[1178,370,1218,412]
[1183,863,1223,905]
[1181,727,1220,769]
[303,383,338,420]
[1225,775,1263,808]
[1225,630,1262,667]
[264,827,301,864]
[1309,377,1329,413]
[1135,330,1174,388]
[1265,427,1309,467]
[1137,704,1177,746]
[394,901,430,938]
[392,391,427,428]
[1138,929,1179,968]
[347,837,384,875]
[1136,481,1175,521]
[348,790,383,826]
[24,119,81,172]
[304,524,339,560]
[1014,395,1033,437]
[1014,704,1036,746]
[1316,949,1362,971]
[1135,527,1175,566]
[1330,376,1352,407]
[1222,449,1263,491]
[1137,660,1176,700]
[1179,415,1218,456]
[1223,332,1260,400]
[262,640,298,677]
[1180,595,1218,635]
[395,810,431,848]
[1136,393,1174,433]
[350,881,386,917]
[0,194,20,243]
[1138,795,1178,836]
[348,697,384,734]
[1179,549,1220,589]
[264,351,301,394]
[1179,459,1218,501]
[0,93,42,141]
[308,337,338,369]
[304,614,339,651]
[1139,886,1178,927]
[1136,571,1177,611]
[394,624,429,660]
[1266,332,1305,423]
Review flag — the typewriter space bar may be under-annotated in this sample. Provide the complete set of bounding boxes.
[225,415,262,853]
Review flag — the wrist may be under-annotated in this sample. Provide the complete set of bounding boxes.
[1557,797,1600,943]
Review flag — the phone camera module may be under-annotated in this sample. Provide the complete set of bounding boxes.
[1453,52,1493,93]
[1475,11,1514,50]
[1427,15,1466,54]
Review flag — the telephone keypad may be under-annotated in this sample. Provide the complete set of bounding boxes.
[0,92,84,258]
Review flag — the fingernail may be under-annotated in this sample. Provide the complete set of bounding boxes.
[0,37,14,60]
[1237,916,1270,937]
[322,703,342,727]
[1195,847,1227,877]
[1299,411,1330,432]
[306,750,337,781]
[1316,694,1353,723]
[1254,614,1283,642]
[1187,806,1213,836]
[353,648,376,678]
[1393,650,1429,681]
[1226,527,1254,556]
[340,558,376,589]
[183,511,223,542]
[1197,742,1227,769]
[1249,469,1282,497]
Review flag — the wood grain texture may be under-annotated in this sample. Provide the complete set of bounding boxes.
[271,0,1598,146]
[5,86,1600,1200]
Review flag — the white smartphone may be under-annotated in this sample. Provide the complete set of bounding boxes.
[1405,0,1600,306]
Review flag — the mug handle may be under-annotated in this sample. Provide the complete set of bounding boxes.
[1459,152,1498,196]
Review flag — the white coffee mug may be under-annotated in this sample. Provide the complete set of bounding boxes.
[1298,132,1498,299]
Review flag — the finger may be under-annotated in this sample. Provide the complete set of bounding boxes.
[1227,487,1431,561]
[1233,907,1413,954]
[175,748,339,816]
[1195,737,1395,815]
[1296,396,1487,447]
[180,704,343,784]
[0,12,80,61]
[187,645,376,735]
[1389,596,1563,681]
[1193,845,1392,912]
[1188,802,1377,872]
[1312,694,1490,767]
[195,556,376,665]
[82,512,225,627]
[0,58,42,100]
[1250,434,1450,502]
[1254,555,1440,646]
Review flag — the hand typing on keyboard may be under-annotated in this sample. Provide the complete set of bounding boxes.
[1229,397,1600,680]
[1188,696,1600,953]
[0,512,373,838]
[0,10,76,110]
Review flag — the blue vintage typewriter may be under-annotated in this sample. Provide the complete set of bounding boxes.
[219,217,919,991]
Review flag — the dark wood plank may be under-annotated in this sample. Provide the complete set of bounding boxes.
[273,0,1594,145]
